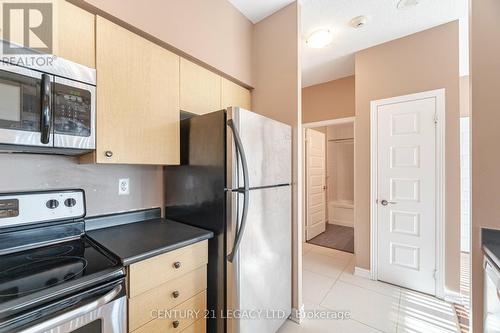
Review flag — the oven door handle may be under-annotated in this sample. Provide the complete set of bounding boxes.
[18,284,122,333]
[40,73,52,144]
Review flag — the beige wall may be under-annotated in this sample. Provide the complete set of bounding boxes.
[302,75,355,123]
[0,155,163,217]
[354,21,461,292]
[252,1,302,309]
[74,0,253,86]
[471,1,500,331]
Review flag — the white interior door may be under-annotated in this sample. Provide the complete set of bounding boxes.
[375,93,440,295]
[306,128,326,241]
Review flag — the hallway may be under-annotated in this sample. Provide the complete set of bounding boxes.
[279,243,460,333]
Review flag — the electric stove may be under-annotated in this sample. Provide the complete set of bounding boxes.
[0,189,126,333]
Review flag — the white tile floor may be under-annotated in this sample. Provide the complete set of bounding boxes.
[278,243,460,333]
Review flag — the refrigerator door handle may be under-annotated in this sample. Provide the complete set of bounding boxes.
[227,119,249,263]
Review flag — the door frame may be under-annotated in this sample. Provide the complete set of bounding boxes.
[302,117,356,242]
[369,89,446,299]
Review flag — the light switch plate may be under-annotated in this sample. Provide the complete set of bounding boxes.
[118,178,130,195]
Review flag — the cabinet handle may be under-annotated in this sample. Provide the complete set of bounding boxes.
[173,261,181,269]
[172,320,180,328]
[172,290,180,298]
[105,151,113,158]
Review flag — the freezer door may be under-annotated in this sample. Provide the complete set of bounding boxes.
[228,107,292,188]
[227,185,292,333]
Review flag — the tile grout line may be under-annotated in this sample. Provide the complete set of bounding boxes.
[349,317,389,333]
[304,244,404,333]
[317,257,354,306]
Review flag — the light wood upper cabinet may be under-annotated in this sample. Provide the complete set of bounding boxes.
[221,78,252,110]
[54,0,95,68]
[180,58,221,114]
[94,16,180,165]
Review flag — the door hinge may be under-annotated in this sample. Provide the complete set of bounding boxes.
[434,114,438,125]
[433,269,437,280]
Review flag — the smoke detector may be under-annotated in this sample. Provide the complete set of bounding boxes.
[397,0,419,10]
[350,15,369,29]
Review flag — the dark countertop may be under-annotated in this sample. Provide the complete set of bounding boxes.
[87,218,213,266]
[482,228,500,269]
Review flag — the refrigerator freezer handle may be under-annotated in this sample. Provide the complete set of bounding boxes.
[227,119,249,263]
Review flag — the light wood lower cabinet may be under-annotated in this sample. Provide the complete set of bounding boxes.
[129,266,207,331]
[128,241,208,333]
[129,241,208,297]
[131,290,207,333]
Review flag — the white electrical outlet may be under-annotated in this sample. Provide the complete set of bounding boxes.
[118,178,130,195]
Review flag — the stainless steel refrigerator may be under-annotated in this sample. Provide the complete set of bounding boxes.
[165,107,292,333]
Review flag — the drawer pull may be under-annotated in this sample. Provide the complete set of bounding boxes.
[173,320,180,328]
[173,261,181,269]
[172,290,180,298]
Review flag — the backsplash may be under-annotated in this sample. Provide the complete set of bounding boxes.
[0,154,163,217]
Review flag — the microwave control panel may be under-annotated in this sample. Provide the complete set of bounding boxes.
[53,83,92,137]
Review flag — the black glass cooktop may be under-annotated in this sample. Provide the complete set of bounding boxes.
[0,237,120,304]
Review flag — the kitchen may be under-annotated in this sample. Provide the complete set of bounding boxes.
[0,1,297,333]
[0,0,498,333]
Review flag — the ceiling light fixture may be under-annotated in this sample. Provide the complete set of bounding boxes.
[306,29,333,48]
[397,0,419,10]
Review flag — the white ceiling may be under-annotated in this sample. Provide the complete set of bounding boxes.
[301,0,469,87]
[227,0,295,23]
[229,0,469,88]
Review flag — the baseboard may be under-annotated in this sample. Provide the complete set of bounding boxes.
[330,219,354,228]
[289,304,304,324]
[354,266,371,279]
[444,289,463,304]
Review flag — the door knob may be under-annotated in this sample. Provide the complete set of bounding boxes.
[172,320,180,328]
[172,290,180,298]
[173,261,181,269]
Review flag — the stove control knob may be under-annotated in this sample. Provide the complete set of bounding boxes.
[46,199,59,209]
[64,198,77,207]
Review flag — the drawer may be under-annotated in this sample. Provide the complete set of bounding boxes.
[181,318,206,333]
[132,290,207,333]
[129,241,208,297]
[129,266,207,331]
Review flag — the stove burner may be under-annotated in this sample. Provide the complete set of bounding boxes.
[26,245,75,260]
[0,256,88,297]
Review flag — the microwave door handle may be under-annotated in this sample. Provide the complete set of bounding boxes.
[40,73,52,144]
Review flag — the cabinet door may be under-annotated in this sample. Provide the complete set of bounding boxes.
[54,0,95,68]
[180,58,221,114]
[95,16,180,165]
[221,78,251,110]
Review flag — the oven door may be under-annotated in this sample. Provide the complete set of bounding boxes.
[0,63,53,148]
[18,280,126,333]
[53,76,95,150]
